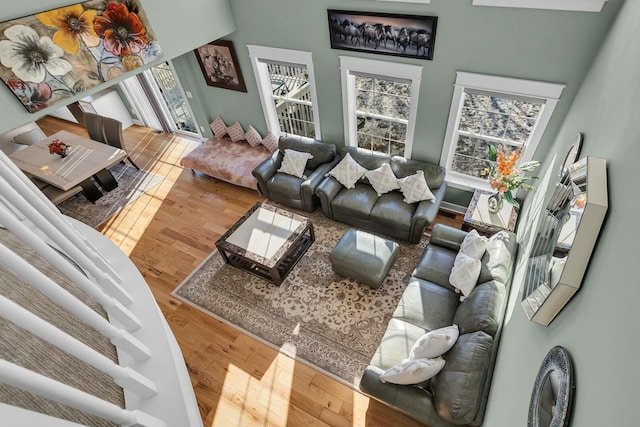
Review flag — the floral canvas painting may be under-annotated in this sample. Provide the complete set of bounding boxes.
[0,0,162,113]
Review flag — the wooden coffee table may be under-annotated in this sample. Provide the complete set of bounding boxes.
[216,203,315,285]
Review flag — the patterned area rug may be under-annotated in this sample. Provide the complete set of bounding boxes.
[57,163,163,228]
[172,206,428,387]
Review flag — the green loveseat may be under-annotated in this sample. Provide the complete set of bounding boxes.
[359,224,518,426]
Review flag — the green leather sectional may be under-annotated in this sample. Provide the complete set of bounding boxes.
[360,224,518,426]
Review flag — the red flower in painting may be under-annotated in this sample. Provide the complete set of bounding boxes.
[93,2,147,57]
[7,79,52,113]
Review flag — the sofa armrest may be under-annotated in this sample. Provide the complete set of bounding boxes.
[315,176,342,218]
[409,182,447,243]
[430,223,468,251]
[252,151,282,197]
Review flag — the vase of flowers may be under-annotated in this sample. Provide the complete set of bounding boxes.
[482,145,540,212]
[48,139,70,158]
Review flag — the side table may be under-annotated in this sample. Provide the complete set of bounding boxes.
[462,190,519,236]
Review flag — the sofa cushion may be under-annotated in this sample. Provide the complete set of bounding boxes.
[409,325,460,360]
[432,331,494,425]
[279,136,336,169]
[390,156,446,189]
[478,230,517,284]
[412,244,458,291]
[453,280,505,337]
[398,171,436,204]
[331,183,378,220]
[267,172,304,199]
[278,149,313,178]
[380,357,445,385]
[328,152,367,189]
[369,192,416,231]
[343,146,390,170]
[392,278,459,332]
[364,162,400,196]
[370,318,428,370]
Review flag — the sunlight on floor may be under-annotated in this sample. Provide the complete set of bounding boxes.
[211,347,296,426]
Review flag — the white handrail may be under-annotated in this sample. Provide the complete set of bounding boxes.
[0,360,166,427]
[0,295,157,398]
[0,203,141,332]
[0,242,151,361]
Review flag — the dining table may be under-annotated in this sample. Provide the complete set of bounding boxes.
[9,130,127,203]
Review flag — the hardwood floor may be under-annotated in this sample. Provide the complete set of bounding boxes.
[36,116,463,427]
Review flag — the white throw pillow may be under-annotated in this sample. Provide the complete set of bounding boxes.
[364,163,400,196]
[449,252,482,297]
[380,357,445,385]
[210,116,228,137]
[278,149,313,179]
[460,230,489,260]
[409,325,459,360]
[327,153,368,189]
[244,125,263,147]
[227,122,245,142]
[397,170,436,204]
[261,132,279,153]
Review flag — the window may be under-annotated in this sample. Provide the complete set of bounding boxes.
[248,45,321,139]
[340,56,422,158]
[441,72,565,190]
[472,0,608,12]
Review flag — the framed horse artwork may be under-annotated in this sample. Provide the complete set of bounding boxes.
[194,39,247,92]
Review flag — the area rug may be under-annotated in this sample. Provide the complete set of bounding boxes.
[172,206,428,387]
[57,163,163,228]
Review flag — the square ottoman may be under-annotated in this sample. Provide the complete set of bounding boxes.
[330,228,400,289]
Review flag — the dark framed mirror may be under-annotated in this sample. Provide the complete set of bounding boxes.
[528,346,575,427]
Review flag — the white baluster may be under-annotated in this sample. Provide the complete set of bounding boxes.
[0,176,132,305]
[0,243,151,361]
[0,203,141,332]
[0,360,166,427]
[0,295,157,398]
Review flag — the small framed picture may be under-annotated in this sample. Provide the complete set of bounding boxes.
[194,40,247,92]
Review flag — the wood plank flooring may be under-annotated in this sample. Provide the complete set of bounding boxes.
[36,116,463,427]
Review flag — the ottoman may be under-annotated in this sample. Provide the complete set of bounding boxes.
[330,228,400,289]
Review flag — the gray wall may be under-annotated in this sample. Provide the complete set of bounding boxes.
[485,1,638,426]
[0,0,235,134]
[174,0,620,167]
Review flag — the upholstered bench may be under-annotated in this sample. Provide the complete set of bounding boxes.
[330,228,399,289]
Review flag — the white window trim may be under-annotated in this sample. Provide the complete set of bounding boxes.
[440,71,565,191]
[472,0,608,12]
[247,45,321,139]
[339,56,422,158]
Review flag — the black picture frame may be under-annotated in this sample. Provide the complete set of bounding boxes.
[327,9,438,60]
[194,40,247,92]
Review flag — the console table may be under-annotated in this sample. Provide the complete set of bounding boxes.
[462,190,519,236]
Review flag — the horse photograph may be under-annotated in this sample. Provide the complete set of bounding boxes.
[327,10,438,60]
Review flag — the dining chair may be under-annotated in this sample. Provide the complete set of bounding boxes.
[102,116,140,170]
[13,126,47,146]
[83,112,105,143]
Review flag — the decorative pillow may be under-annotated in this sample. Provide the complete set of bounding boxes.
[364,162,400,196]
[227,122,245,142]
[327,153,368,189]
[278,149,313,179]
[244,125,263,148]
[460,230,489,260]
[261,132,279,153]
[380,357,445,385]
[210,116,228,137]
[449,252,482,297]
[397,170,436,204]
[409,325,459,360]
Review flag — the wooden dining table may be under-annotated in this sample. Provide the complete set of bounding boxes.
[9,130,127,202]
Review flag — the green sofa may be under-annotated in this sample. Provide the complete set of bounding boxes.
[315,147,446,244]
[359,224,518,426]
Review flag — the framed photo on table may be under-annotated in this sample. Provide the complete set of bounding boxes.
[194,40,247,92]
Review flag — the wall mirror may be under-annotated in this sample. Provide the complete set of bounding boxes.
[559,133,583,179]
[528,346,575,427]
[521,156,608,325]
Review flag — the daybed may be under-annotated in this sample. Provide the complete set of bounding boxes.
[359,224,518,427]
[315,146,447,244]
[180,136,271,190]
